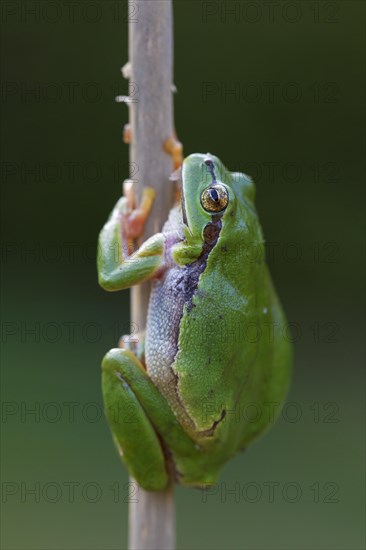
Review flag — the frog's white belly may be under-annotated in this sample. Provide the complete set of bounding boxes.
[146,266,184,385]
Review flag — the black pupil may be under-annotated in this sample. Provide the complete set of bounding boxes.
[210,189,219,202]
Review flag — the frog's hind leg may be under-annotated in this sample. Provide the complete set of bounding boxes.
[102,348,203,490]
[102,348,169,491]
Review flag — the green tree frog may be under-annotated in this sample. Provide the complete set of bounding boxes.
[98,153,292,491]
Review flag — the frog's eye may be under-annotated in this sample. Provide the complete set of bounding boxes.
[200,184,229,213]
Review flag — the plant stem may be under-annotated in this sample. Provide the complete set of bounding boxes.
[126,1,175,549]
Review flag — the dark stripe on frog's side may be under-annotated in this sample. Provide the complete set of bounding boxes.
[145,161,223,431]
[161,154,222,315]
[145,217,222,405]
[166,216,223,434]
[177,218,222,312]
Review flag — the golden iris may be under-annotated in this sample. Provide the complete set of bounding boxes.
[200,184,229,213]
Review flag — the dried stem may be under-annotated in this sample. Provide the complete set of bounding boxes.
[125,1,175,549]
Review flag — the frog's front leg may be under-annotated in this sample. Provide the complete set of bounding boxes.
[97,187,165,291]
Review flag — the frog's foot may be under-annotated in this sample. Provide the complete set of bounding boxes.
[121,181,155,245]
[164,134,183,170]
[102,348,208,490]
[118,331,145,365]
[123,125,182,170]
[123,123,131,144]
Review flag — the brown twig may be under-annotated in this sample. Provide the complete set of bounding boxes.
[124,1,176,549]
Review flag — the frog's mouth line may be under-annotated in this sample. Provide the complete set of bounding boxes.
[170,164,189,231]
[180,157,219,231]
[180,184,189,229]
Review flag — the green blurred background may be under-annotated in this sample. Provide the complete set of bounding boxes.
[1,1,365,549]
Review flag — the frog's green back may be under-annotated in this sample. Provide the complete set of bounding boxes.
[170,155,292,476]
